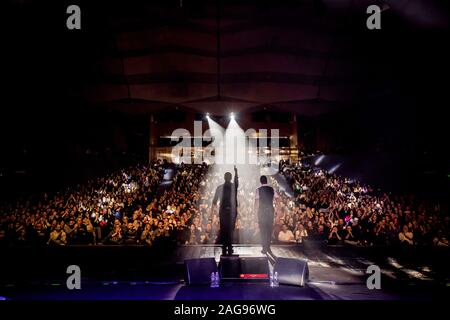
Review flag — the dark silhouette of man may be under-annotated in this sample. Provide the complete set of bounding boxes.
[212,166,238,256]
[255,175,275,255]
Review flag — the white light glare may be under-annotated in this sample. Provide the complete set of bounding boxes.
[315,155,325,166]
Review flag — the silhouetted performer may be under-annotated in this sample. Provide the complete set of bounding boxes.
[255,175,275,255]
[212,166,239,256]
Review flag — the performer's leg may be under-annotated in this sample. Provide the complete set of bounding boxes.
[263,233,269,252]
[266,225,273,254]
[223,232,229,255]
[223,226,231,255]
[229,225,235,255]
[219,227,227,255]
[260,223,268,253]
[262,223,274,253]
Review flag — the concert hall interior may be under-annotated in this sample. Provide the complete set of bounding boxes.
[0,0,449,301]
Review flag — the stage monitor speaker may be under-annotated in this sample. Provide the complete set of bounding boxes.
[184,258,218,286]
[219,256,269,281]
[273,257,309,287]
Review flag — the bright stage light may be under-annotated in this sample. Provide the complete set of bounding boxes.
[206,113,210,119]
[230,112,235,120]
[315,155,325,166]
[328,163,342,174]
[224,116,249,165]
[205,115,225,165]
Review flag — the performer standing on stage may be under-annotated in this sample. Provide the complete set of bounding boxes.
[255,175,275,255]
[212,166,239,256]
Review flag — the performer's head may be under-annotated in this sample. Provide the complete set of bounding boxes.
[260,175,268,185]
[224,172,232,183]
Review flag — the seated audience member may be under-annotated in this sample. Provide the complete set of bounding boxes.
[83,217,96,244]
[15,224,27,245]
[0,227,5,246]
[386,221,399,244]
[61,220,73,240]
[328,226,342,245]
[140,223,154,246]
[294,223,308,244]
[278,224,295,243]
[33,222,48,245]
[124,222,139,245]
[343,225,359,245]
[203,223,214,244]
[72,219,88,244]
[104,224,124,245]
[313,224,328,241]
[47,224,67,246]
[433,230,449,247]
[188,224,200,244]
[398,225,414,245]
[305,220,315,235]
[272,221,283,243]
[175,220,189,244]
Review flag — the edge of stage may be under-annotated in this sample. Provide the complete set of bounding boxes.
[0,243,448,300]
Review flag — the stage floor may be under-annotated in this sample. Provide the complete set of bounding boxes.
[0,244,448,300]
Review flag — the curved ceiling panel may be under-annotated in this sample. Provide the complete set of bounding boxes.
[222,27,333,54]
[117,28,216,53]
[222,83,318,103]
[125,53,216,75]
[221,53,325,75]
[130,83,216,103]
[78,0,448,116]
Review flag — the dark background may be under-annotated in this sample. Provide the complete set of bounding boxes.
[0,0,449,200]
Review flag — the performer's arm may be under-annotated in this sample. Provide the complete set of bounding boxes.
[212,185,220,207]
[234,166,239,218]
[254,187,259,214]
[234,165,239,190]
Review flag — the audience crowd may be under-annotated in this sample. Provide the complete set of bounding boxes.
[0,160,165,246]
[0,158,448,247]
[277,159,449,247]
